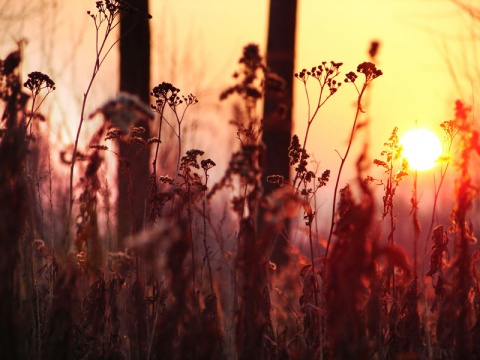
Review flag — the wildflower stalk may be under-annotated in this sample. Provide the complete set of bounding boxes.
[173,108,183,186]
[289,65,342,334]
[412,170,420,300]
[421,111,459,357]
[186,183,196,296]
[202,197,214,292]
[66,1,140,249]
[201,160,216,294]
[368,127,408,299]
[23,71,55,131]
[150,98,166,187]
[449,100,476,357]
[423,119,458,252]
[325,84,365,259]
[150,82,197,206]
[47,154,55,248]
[292,62,342,190]
[409,172,423,360]
[325,62,382,262]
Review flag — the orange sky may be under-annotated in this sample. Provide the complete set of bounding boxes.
[1,0,477,232]
[3,1,473,147]
[145,0,477,222]
[151,0,476,179]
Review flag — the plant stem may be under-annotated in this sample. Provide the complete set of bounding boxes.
[423,162,450,253]
[151,104,165,174]
[412,170,419,298]
[292,76,332,190]
[325,83,367,262]
[66,73,97,250]
[65,11,121,249]
[202,172,214,294]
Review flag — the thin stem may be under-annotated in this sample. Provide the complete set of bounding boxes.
[47,153,55,248]
[308,223,319,309]
[66,70,97,249]
[176,118,182,181]
[150,103,166,211]
[186,186,196,297]
[65,9,125,249]
[387,159,397,300]
[413,170,419,296]
[292,76,334,190]
[202,170,214,294]
[25,95,36,131]
[423,161,451,253]
[325,82,368,262]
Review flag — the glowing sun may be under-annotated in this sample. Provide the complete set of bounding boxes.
[400,129,443,171]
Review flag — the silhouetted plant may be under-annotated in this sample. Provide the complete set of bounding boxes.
[368,126,409,301]
[67,0,151,250]
[326,152,375,358]
[3,7,480,357]
[325,61,383,261]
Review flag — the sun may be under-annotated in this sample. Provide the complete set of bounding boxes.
[399,129,443,171]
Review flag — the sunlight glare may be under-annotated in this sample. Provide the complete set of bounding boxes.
[400,129,442,171]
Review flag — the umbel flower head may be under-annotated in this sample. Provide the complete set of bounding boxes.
[357,62,383,81]
[150,82,196,109]
[87,1,152,24]
[24,72,55,95]
[345,62,383,84]
[294,61,343,95]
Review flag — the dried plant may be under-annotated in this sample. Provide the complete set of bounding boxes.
[440,100,478,358]
[326,152,375,358]
[325,61,383,261]
[3,6,480,357]
[67,0,152,250]
[367,126,409,300]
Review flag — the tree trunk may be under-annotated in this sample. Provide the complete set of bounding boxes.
[262,0,297,266]
[118,0,151,248]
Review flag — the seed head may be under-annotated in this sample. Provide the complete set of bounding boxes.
[24,71,55,95]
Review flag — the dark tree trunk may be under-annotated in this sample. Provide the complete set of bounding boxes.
[118,0,151,248]
[118,3,151,358]
[262,0,297,266]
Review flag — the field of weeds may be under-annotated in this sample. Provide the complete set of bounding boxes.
[0,1,479,359]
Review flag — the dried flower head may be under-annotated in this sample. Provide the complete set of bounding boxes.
[318,169,330,187]
[220,43,266,103]
[357,62,383,82]
[370,127,409,220]
[201,158,216,171]
[295,61,343,95]
[88,0,136,19]
[150,82,182,109]
[24,71,55,95]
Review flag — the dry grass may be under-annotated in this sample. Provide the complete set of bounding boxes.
[1,3,480,359]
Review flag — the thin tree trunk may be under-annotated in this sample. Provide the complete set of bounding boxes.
[262,0,297,267]
[118,0,151,248]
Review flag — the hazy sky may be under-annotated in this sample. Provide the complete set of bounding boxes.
[4,1,473,146]
[1,0,477,230]
[145,0,476,197]
[148,0,475,173]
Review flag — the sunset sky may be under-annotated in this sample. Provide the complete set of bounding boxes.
[150,0,477,224]
[181,0,474,157]
[1,0,477,229]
